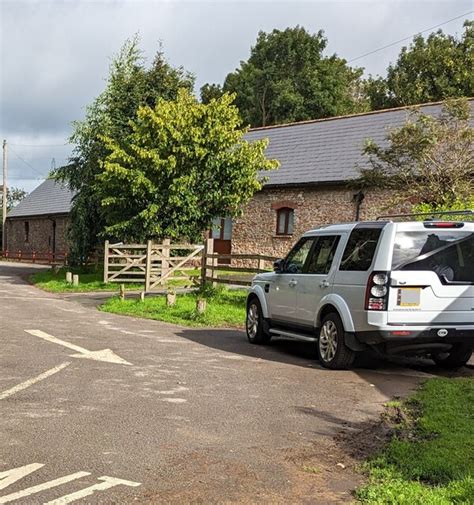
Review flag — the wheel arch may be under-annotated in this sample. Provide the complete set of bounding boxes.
[315,295,355,333]
[247,285,269,319]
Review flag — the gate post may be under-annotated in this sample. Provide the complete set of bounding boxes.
[161,238,170,286]
[103,240,109,283]
[145,240,152,292]
[201,238,216,287]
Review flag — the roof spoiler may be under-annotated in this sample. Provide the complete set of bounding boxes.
[376,209,474,221]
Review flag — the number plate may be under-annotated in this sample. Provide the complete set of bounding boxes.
[397,288,421,307]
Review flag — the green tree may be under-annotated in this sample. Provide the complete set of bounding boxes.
[205,26,366,127]
[55,37,194,262]
[96,89,278,242]
[366,20,474,110]
[355,98,474,208]
[1,187,27,245]
[200,83,224,104]
[5,187,27,210]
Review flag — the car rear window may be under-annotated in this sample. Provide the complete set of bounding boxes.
[339,228,382,271]
[392,231,474,283]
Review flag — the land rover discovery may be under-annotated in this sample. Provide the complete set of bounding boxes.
[245,212,474,369]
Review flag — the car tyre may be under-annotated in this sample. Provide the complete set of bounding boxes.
[432,344,472,369]
[318,312,355,370]
[246,297,271,344]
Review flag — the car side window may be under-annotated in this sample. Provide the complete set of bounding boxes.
[306,235,341,274]
[284,238,314,274]
[339,228,382,271]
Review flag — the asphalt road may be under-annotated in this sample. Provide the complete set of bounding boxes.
[0,261,472,504]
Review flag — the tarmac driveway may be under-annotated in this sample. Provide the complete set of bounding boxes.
[0,261,471,504]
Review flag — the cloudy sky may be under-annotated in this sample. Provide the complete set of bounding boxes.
[0,0,472,192]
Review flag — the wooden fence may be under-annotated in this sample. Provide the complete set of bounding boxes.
[103,239,278,290]
[0,250,68,265]
[202,238,277,286]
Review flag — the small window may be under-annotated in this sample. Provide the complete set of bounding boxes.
[24,221,29,243]
[339,228,382,271]
[307,236,341,274]
[277,208,294,235]
[283,237,313,274]
[210,217,232,240]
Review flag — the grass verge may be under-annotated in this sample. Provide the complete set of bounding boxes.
[100,287,248,328]
[29,267,142,293]
[357,377,474,504]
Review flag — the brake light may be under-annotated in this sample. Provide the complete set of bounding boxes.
[423,221,464,228]
[365,271,390,311]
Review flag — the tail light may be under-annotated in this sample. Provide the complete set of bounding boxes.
[423,221,464,228]
[365,271,390,311]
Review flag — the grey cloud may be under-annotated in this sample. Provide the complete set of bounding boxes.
[0,0,471,189]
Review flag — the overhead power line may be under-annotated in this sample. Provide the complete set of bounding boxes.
[9,143,70,148]
[8,147,47,179]
[348,10,473,63]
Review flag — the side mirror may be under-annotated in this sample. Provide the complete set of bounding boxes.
[273,258,284,273]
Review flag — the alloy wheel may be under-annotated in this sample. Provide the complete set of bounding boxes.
[246,303,259,339]
[319,320,338,362]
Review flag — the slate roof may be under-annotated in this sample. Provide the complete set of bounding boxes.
[7,100,473,218]
[7,179,75,218]
[246,99,474,186]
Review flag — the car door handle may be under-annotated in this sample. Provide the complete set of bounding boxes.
[289,279,298,287]
[320,280,330,288]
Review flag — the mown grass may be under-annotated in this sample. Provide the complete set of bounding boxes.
[29,267,144,293]
[357,378,474,504]
[100,287,248,328]
[29,267,204,293]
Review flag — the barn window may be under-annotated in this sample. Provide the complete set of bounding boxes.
[24,221,29,243]
[276,208,294,235]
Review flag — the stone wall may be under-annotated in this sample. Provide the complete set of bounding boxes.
[231,185,408,259]
[6,215,69,254]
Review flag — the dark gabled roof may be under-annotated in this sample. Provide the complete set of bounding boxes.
[7,100,473,218]
[7,179,75,218]
[246,99,474,186]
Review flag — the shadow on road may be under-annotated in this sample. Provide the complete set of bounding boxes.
[175,326,473,397]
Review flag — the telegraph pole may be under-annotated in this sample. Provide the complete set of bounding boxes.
[2,139,7,253]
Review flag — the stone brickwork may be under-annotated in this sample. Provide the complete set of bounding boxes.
[231,185,407,258]
[6,215,69,254]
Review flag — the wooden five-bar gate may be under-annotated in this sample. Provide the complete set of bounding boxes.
[103,239,278,291]
[104,240,204,291]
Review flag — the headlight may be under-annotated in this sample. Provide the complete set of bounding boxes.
[371,285,387,297]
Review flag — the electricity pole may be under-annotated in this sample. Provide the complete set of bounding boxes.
[2,139,7,253]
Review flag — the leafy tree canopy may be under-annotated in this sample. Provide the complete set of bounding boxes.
[366,20,474,110]
[1,187,27,243]
[355,98,473,208]
[203,26,367,127]
[96,89,278,242]
[55,36,194,262]
[200,83,224,104]
[5,187,27,211]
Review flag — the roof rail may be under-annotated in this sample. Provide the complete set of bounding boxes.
[376,209,474,221]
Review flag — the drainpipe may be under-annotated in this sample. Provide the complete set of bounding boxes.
[48,217,57,260]
[353,191,365,221]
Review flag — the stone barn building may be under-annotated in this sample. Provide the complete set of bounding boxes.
[5,179,74,258]
[225,99,474,258]
[5,100,471,259]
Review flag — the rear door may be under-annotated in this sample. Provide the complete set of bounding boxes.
[388,225,474,325]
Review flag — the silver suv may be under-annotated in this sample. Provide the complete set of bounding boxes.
[246,212,474,369]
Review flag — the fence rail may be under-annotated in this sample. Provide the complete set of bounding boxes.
[0,250,68,265]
